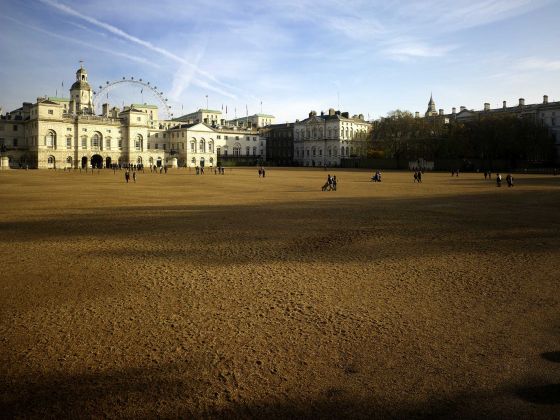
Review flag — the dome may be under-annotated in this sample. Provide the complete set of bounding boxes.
[71,80,91,91]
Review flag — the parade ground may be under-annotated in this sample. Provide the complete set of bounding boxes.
[1,168,559,418]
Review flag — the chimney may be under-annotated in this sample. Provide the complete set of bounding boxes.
[460,106,466,111]
[328,108,335,116]
[415,112,419,118]
[543,95,549,104]
[484,103,490,111]
[452,107,456,114]
[102,103,109,117]
[503,101,507,109]
[309,110,316,117]
[358,114,364,120]
[439,109,444,116]
[519,98,525,106]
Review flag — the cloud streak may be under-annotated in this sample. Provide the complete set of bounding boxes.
[37,0,236,98]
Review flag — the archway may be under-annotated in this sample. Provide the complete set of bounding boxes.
[200,157,205,168]
[81,156,88,169]
[47,155,55,169]
[91,154,103,169]
[106,157,112,168]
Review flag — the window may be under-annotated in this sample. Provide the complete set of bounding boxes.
[163,144,166,150]
[155,133,159,138]
[66,127,72,132]
[135,134,142,150]
[118,138,122,149]
[217,135,221,139]
[105,138,111,149]
[82,128,87,132]
[66,137,72,148]
[107,129,111,133]
[217,147,221,156]
[199,139,206,153]
[81,136,87,149]
[246,146,250,155]
[253,137,257,141]
[13,125,18,131]
[13,138,18,147]
[253,146,257,156]
[45,130,55,148]
[155,144,159,149]
[224,135,229,140]
[136,117,141,122]
[91,133,100,148]
[48,109,53,115]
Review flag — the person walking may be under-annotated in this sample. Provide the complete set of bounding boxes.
[132,170,136,183]
[125,170,130,183]
[332,175,337,191]
[496,173,502,187]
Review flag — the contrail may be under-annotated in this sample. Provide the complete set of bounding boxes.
[38,0,236,97]
[2,14,160,68]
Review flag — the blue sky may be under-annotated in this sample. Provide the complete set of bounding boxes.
[1,0,559,122]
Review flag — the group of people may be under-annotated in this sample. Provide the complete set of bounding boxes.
[214,166,226,175]
[258,166,266,178]
[124,169,137,183]
[413,171,423,183]
[496,173,514,187]
[371,170,382,182]
[322,174,338,191]
[451,169,460,176]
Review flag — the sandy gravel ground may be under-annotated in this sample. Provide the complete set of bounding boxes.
[1,168,559,419]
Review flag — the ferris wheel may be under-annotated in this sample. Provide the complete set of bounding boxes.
[92,77,173,119]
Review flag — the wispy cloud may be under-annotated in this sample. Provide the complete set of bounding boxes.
[516,57,560,72]
[37,0,236,98]
[1,14,159,68]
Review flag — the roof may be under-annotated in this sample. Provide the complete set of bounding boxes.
[198,109,222,114]
[131,103,158,109]
[71,80,91,90]
[48,97,70,102]
[255,114,275,118]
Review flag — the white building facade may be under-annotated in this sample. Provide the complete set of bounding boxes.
[293,109,371,167]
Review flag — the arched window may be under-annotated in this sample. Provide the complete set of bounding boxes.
[47,155,55,168]
[246,146,250,155]
[191,157,196,163]
[137,156,142,164]
[208,140,214,153]
[135,134,142,151]
[191,138,196,152]
[149,157,154,165]
[199,138,206,153]
[233,143,241,157]
[209,157,214,164]
[66,156,73,164]
[253,146,257,156]
[45,130,56,148]
[91,132,101,149]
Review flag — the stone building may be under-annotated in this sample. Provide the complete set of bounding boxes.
[293,109,371,167]
[260,123,294,166]
[0,66,267,169]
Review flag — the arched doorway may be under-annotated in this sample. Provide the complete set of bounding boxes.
[47,155,55,169]
[156,157,162,167]
[81,156,88,169]
[106,157,112,168]
[91,154,103,169]
[200,157,205,168]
